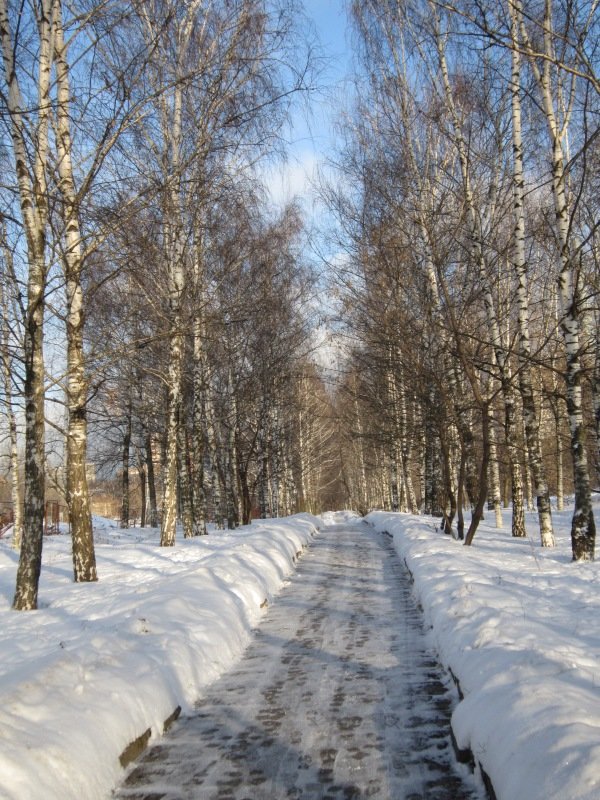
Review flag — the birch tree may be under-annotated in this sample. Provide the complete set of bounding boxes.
[515,0,596,558]
[1,0,55,609]
[52,0,97,579]
[0,238,23,548]
[507,0,555,547]
[437,0,598,555]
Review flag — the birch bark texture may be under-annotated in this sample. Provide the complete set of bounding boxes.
[430,1,526,539]
[0,255,23,549]
[516,0,596,560]
[53,0,97,580]
[508,0,554,547]
[1,0,54,609]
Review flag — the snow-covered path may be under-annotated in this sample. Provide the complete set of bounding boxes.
[115,522,483,799]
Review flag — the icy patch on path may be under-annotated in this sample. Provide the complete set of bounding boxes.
[0,514,319,800]
[367,510,600,800]
[320,510,362,526]
[116,523,484,800]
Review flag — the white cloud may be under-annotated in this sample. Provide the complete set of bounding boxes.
[266,149,320,208]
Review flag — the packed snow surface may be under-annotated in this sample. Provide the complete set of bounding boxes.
[366,506,600,800]
[0,514,320,800]
[115,520,482,799]
[0,506,598,800]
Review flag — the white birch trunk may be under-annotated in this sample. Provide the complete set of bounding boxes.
[488,411,503,528]
[53,2,97,580]
[432,4,525,537]
[146,432,159,527]
[258,395,271,519]
[191,309,207,535]
[509,0,555,546]
[159,83,185,547]
[352,379,368,512]
[519,0,595,559]
[225,367,240,528]
[0,239,23,549]
[592,312,600,484]
[298,399,307,509]
[524,455,534,513]
[555,410,565,512]
[2,0,53,608]
[386,365,400,512]
[120,394,131,529]
[205,380,224,529]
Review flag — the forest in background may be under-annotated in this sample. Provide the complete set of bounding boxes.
[0,0,598,610]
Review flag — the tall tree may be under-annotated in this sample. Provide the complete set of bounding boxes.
[1,0,55,609]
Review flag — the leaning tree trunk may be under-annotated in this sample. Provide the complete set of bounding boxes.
[440,427,457,535]
[465,404,491,546]
[433,7,525,538]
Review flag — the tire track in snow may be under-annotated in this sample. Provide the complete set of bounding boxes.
[115,522,484,800]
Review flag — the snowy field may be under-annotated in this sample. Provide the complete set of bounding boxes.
[0,505,597,800]
[0,513,320,800]
[367,505,600,800]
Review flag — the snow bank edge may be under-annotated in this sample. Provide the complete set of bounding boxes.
[0,514,320,800]
[365,510,600,800]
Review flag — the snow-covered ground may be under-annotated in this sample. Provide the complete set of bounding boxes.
[0,513,320,800]
[366,504,600,800]
[0,505,597,800]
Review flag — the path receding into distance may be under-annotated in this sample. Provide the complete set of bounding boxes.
[115,521,484,800]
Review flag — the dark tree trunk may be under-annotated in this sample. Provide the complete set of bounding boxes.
[121,400,132,529]
[139,462,147,528]
[146,432,158,527]
[465,405,491,546]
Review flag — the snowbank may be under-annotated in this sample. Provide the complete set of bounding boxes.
[366,509,600,800]
[320,509,362,526]
[0,513,320,800]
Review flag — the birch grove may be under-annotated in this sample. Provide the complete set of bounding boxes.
[0,0,597,596]
[329,0,598,559]
[0,0,318,605]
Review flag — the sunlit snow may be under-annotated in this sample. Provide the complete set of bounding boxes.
[367,504,600,800]
[0,504,598,800]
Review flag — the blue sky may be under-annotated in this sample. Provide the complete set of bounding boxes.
[269,1,354,376]
[268,0,352,208]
